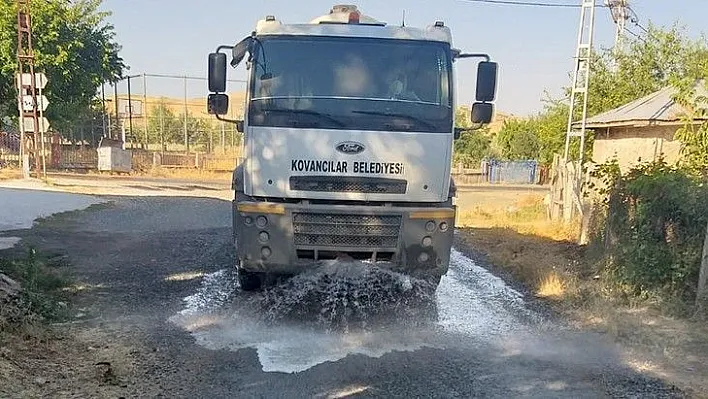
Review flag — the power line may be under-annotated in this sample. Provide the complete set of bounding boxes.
[457,0,608,8]
[623,26,644,42]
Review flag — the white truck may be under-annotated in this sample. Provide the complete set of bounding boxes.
[207,5,498,291]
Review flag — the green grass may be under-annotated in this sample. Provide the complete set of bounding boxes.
[0,248,72,332]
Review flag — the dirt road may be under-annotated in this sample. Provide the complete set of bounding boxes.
[1,191,686,398]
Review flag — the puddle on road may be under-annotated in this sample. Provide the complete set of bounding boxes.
[169,248,539,373]
[0,237,21,250]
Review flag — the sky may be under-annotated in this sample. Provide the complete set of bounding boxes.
[100,0,708,117]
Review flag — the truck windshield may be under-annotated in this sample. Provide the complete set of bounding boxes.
[248,36,453,133]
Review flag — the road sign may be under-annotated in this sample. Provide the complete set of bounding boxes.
[16,72,48,90]
[19,95,49,112]
[22,116,50,133]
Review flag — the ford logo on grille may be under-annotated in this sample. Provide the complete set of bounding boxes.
[335,141,365,155]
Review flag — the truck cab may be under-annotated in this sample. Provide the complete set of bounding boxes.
[207,5,497,290]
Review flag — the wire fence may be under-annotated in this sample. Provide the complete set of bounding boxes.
[93,73,247,154]
[1,73,247,172]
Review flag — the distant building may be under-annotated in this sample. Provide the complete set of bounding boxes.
[580,81,708,172]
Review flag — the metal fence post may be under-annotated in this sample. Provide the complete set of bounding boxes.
[183,75,188,153]
[113,81,119,140]
[101,83,107,139]
[221,120,225,151]
[159,101,165,154]
[143,73,149,149]
[127,76,134,146]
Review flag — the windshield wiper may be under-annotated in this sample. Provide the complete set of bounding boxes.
[351,110,436,130]
[263,107,345,127]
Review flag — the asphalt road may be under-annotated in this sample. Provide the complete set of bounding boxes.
[8,195,686,398]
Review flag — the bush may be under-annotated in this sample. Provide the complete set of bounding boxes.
[589,158,708,312]
[0,248,69,329]
[453,128,495,167]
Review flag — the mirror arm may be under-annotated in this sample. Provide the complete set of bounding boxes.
[215,113,241,125]
[453,52,491,62]
[215,45,234,53]
[456,124,485,133]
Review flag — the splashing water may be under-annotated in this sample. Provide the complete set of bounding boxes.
[250,259,439,332]
[169,248,539,373]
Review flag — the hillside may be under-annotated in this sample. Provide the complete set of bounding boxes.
[111,92,247,122]
[110,93,516,133]
[488,111,515,134]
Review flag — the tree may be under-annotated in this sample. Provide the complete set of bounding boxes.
[144,100,181,149]
[493,118,540,160]
[0,0,126,133]
[534,98,571,165]
[673,76,708,315]
[509,23,708,167]
[453,105,495,166]
[585,23,708,117]
[674,79,708,176]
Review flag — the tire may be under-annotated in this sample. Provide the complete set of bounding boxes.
[238,269,263,291]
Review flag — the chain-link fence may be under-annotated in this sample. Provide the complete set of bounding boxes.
[45,73,247,172]
[99,73,246,153]
[0,129,21,168]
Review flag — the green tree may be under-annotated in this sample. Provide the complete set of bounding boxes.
[674,78,708,177]
[0,0,126,133]
[186,113,217,151]
[453,105,495,166]
[534,98,571,165]
[493,118,540,160]
[585,23,708,117]
[516,24,708,167]
[145,101,181,148]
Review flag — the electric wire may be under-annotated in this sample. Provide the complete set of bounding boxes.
[457,0,608,8]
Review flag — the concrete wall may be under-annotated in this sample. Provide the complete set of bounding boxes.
[592,125,683,172]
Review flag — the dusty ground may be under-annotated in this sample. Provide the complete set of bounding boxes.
[0,177,695,398]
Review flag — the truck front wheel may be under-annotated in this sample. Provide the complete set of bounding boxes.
[238,269,263,291]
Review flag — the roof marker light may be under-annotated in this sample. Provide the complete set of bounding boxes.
[348,11,360,24]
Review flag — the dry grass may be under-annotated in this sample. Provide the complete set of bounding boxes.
[454,189,708,396]
[0,167,21,181]
[456,194,580,242]
[63,166,232,182]
[139,166,231,181]
[536,272,567,299]
[455,193,583,299]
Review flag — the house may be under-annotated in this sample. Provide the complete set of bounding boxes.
[579,81,708,172]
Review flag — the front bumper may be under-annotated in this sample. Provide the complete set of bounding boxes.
[232,200,455,280]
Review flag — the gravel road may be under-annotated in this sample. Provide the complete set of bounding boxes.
[7,195,686,398]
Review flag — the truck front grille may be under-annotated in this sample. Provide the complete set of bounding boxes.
[289,176,407,194]
[292,213,401,248]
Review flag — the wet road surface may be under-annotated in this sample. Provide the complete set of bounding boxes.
[8,195,685,398]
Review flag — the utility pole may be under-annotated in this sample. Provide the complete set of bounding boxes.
[16,0,41,179]
[562,0,596,221]
[605,0,638,60]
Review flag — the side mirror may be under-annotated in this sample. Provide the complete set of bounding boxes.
[207,93,229,115]
[476,61,498,102]
[471,102,494,124]
[454,127,462,140]
[208,52,227,93]
[236,120,244,133]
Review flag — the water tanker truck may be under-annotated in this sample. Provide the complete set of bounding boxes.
[206,4,498,291]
